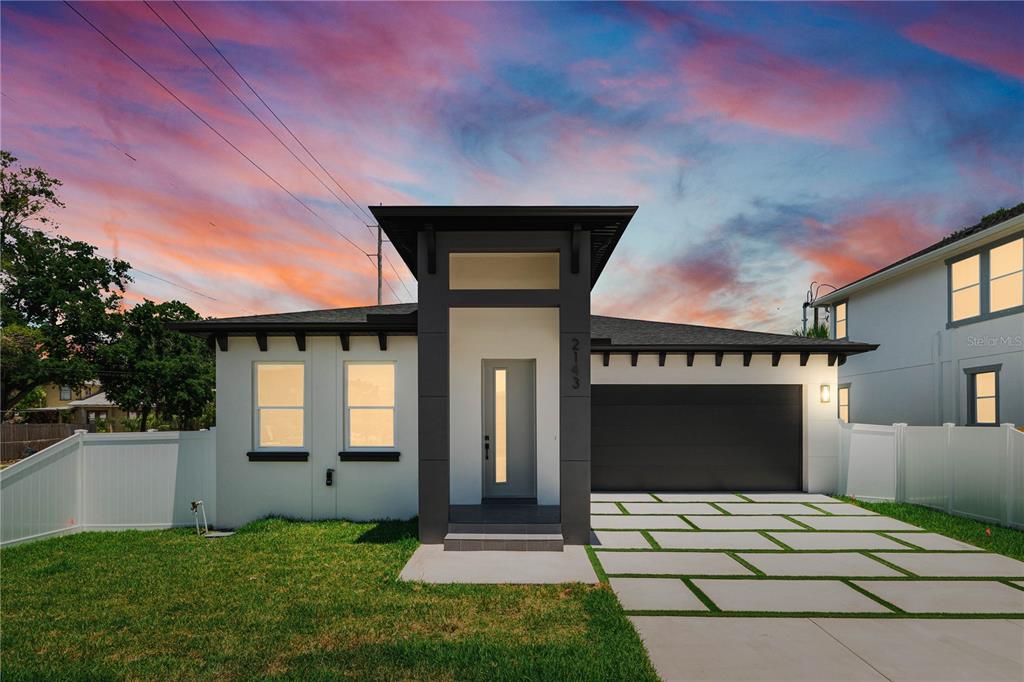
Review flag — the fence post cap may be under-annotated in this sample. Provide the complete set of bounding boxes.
[942,422,955,427]
[893,422,908,427]
[73,429,89,435]
[146,429,159,433]
[1001,423,1016,428]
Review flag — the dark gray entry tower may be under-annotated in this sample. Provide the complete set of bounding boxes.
[371,206,637,545]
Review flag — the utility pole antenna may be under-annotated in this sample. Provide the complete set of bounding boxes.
[376,223,383,305]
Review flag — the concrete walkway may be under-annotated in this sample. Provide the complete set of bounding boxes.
[399,544,598,583]
[592,492,1024,681]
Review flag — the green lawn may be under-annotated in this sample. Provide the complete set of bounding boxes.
[1,519,657,681]
[837,496,1024,561]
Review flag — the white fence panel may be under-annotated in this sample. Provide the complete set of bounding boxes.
[1012,429,1024,528]
[902,426,949,511]
[840,421,1022,529]
[1,430,215,547]
[0,434,83,546]
[844,424,897,501]
[950,425,1006,524]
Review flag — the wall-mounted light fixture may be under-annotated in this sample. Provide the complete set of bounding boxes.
[820,384,831,403]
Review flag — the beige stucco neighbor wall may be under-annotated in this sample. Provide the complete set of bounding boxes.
[215,334,418,529]
[449,308,560,505]
[591,353,841,493]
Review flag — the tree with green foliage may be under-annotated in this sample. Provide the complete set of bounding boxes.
[1,151,132,415]
[98,300,214,431]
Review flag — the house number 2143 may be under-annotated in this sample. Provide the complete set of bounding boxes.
[571,338,580,389]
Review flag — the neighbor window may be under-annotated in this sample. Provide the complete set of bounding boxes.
[950,254,981,321]
[834,302,847,339]
[948,235,1024,324]
[967,367,999,426]
[989,237,1023,312]
[345,363,395,448]
[59,386,72,401]
[449,252,559,290]
[838,385,850,423]
[255,363,304,448]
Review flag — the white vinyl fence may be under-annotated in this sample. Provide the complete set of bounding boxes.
[1,429,215,547]
[838,421,1023,529]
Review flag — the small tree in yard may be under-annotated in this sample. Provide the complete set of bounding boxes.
[1,151,131,415]
[99,300,214,431]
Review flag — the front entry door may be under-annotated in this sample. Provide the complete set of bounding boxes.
[482,359,536,499]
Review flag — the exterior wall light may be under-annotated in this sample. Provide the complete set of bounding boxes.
[820,384,831,403]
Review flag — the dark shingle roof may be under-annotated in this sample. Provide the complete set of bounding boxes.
[590,315,874,352]
[172,304,875,354]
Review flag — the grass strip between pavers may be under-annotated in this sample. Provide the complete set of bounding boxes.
[591,546,987,554]
[620,610,1024,619]
[681,578,720,612]
[585,544,610,583]
[803,502,832,515]
[600,572,1024,581]
[614,501,629,514]
[859,551,918,577]
[708,501,731,515]
[842,579,903,613]
[639,530,660,550]
[836,496,1024,560]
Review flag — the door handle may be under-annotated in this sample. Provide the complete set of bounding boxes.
[484,435,490,460]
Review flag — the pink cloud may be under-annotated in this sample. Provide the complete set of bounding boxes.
[677,34,897,144]
[903,7,1024,81]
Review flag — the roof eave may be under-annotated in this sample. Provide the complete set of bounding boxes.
[589,342,878,355]
[816,213,1024,306]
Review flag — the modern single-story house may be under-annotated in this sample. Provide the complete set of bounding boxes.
[814,206,1023,427]
[173,206,876,548]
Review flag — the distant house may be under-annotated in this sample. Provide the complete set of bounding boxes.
[815,206,1023,427]
[22,383,130,430]
[171,206,877,548]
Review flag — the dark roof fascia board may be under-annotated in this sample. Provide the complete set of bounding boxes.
[590,343,878,355]
[815,211,1024,306]
[168,321,417,335]
[370,205,638,288]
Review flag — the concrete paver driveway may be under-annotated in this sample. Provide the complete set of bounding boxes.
[590,492,1024,681]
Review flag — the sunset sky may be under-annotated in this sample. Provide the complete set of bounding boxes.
[2,1,1021,332]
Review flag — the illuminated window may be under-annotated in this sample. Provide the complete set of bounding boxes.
[449,252,559,290]
[346,363,395,448]
[967,368,998,426]
[989,238,1023,313]
[494,368,507,483]
[834,302,847,339]
[838,385,850,423]
[255,363,304,448]
[950,255,981,321]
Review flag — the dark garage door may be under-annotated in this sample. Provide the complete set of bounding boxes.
[591,384,802,491]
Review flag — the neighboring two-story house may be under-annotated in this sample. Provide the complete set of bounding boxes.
[815,206,1023,427]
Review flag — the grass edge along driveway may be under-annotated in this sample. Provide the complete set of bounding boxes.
[1,519,658,682]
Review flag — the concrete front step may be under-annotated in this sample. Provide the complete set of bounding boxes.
[447,522,562,534]
[443,532,564,552]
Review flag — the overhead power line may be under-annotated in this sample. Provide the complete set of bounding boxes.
[62,1,376,266]
[172,1,415,302]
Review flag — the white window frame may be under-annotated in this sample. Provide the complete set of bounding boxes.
[343,361,397,451]
[837,384,850,423]
[59,386,72,401]
[253,361,306,451]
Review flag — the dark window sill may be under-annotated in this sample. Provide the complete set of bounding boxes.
[338,451,401,462]
[247,451,309,462]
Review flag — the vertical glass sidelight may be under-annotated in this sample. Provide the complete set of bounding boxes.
[494,368,507,484]
[989,237,1023,313]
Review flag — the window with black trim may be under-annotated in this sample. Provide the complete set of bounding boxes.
[948,234,1023,325]
[838,384,850,423]
[254,363,305,448]
[345,362,396,449]
[965,365,1000,426]
[834,302,847,339]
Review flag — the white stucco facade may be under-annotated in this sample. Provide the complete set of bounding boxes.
[827,231,1023,427]
[448,308,561,505]
[591,353,842,492]
[215,334,418,529]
